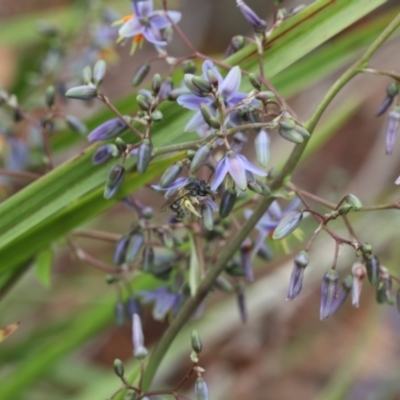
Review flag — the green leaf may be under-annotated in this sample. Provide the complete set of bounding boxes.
[33,248,53,288]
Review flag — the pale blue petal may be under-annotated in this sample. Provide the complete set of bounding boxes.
[149,14,171,30]
[153,292,178,320]
[220,66,241,99]
[135,0,153,16]
[268,201,282,220]
[210,158,229,191]
[227,153,247,190]
[284,198,302,213]
[177,94,210,110]
[202,60,223,85]
[119,18,143,38]
[152,176,189,191]
[143,25,166,45]
[238,154,267,177]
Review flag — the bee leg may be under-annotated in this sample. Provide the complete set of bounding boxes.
[182,199,202,218]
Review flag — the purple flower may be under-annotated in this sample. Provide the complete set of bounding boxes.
[211,151,267,191]
[88,118,127,142]
[113,0,181,54]
[236,0,267,33]
[137,287,181,320]
[177,60,247,132]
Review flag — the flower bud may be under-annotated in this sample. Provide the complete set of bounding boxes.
[345,194,362,211]
[387,82,399,97]
[190,143,213,172]
[236,283,247,324]
[225,258,245,277]
[215,275,234,292]
[168,87,191,101]
[200,103,220,129]
[202,201,216,231]
[194,377,209,400]
[150,110,163,122]
[351,262,366,307]
[82,66,92,84]
[114,235,130,266]
[207,69,219,87]
[376,96,393,117]
[272,210,303,240]
[365,255,379,285]
[159,162,183,188]
[327,275,352,316]
[161,229,174,249]
[182,60,196,74]
[360,242,372,255]
[92,144,118,165]
[105,275,119,284]
[337,203,352,216]
[65,115,88,135]
[88,118,128,142]
[136,93,151,111]
[142,245,154,273]
[65,85,97,100]
[376,281,386,304]
[278,127,304,144]
[254,129,270,167]
[256,91,275,102]
[240,239,254,282]
[45,85,56,108]
[191,330,202,354]
[93,59,106,86]
[132,62,151,87]
[192,76,212,93]
[137,139,152,174]
[320,269,339,320]
[231,35,245,51]
[115,301,125,326]
[219,188,237,218]
[385,107,400,155]
[158,78,173,101]
[104,164,125,199]
[294,124,311,139]
[236,0,267,33]
[113,359,124,378]
[132,313,148,359]
[125,233,144,263]
[126,298,141,318]
[151,73,162,94]
[184,74,206,96]
[248,73,261,90]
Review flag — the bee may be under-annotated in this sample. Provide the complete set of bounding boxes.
[160,179,214,221]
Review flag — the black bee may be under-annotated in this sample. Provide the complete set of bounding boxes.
[160,179,214,220]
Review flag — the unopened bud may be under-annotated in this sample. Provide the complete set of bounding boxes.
[113,235,130,266]
[136,93,151,111]
[150,110,163,122]
[320,269,339,320]
[215,275,234,292]
[272,210,303,240]
[365,255,380,285]
[93,59,106,86]
[125,233,144,263]
[137,139,152,174]
[287,251,309,300]
[151,73,162,94]
[159,162,183,188]
[200,103,220,129]
[45,85,56,108]
[182,60,196,74]
[104,164,125,199]
[113,359,124,378]
[132,62,151,87]
[82,66,92,84]
[65,85,97,100]
[294,124,310,139]
[115,301,125,326]
[254,129,270,167]
[345,194,362,211]
[219,188,237,218]
[65,115,88,135]
[132,313,148,359]
[191,330,202,354]
[249,73,261,90]
[92,144,118,165]
[194,377,209,400]
[337,203,352,216]
[351,262,366,307]
[385,107,400,155]
[192,76,212,93]
[190,143,213,172]
[142,246,154,272]
[278,127,304,144]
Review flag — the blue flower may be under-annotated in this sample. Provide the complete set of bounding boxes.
[113,0,181,54]
[177,60,247,132]
[137,287,181,320]
[211,151,267,191]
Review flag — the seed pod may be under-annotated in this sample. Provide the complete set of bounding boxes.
[272,210,303,240]
[320,269,339,320]
[92,144,118,165]
[125,233,144,263]
[104,164,125,199]
[191,330,202,354]
[365,255,379,285]
[254,129,270,167]
[136,93,151,111]
[142,246,154,273]
[45,85,56,108]
[115,301,125,326]
[132,62,151,86]
[150,110,163,122]
[278,127,304,144]
[192,76,212,93]
[345,194,363,211]
[65,85,97,100]
[385,107,400,155]
[200,104,220,129]
[219,188,237,218]
[182,60,196,74]
[194,377,209,400]
[136,140,152,174]
[82,66,92,84]
[190,143,213,172]
[113,359,124,378]
[65,115,88,135]
[93,59,106,86]
[151,73,162,94]
[114,235,130,266]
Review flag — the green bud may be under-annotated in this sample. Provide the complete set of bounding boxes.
[137,139,152,174]
[272,209,303,240]
[219,188,237,218]
[65,115,88,135]
[45,85,56,108]
[279,119,296,130]
[278,127,304,144]
[65,85,97,100]
[191,330,202,354]
[182,60,196,74]
[104,164,125,199]
[337,203,352,216]
[192,76,212,93]
[231,35,245,52]
[125,233,144,263]
[186,149,196,160]
[82,66,92,84]
[136,94,151,111]
[93,59,107,86]
[142,246,154,273]
[151,73,162,94]
[366,255,380,285]
[115,137,127,152]
[159,162,183,187]
[168,87,191,100]
[214,275,234,292]
[105,275,119,284]
[150,110,163,122]
[184,74,206,96]
[294,251,309,268]
[360,242,372,255]
[200,103,220,129]
[376,282,386,304]
[345,194,362,211]
[113,359,124,378]
[202,202,214,231]
[249,73,261,90]
[293,124,311,139]
[132,62,151,86]
[225,258,244,277]
[387,82,399,98]
[190,143,213,172]
[256,91,276,102]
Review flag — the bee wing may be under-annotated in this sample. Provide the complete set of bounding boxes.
[160,188,189,211]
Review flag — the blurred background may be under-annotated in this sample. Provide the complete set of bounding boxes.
[1,1,400,399]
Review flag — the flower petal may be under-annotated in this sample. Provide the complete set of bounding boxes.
[149,14,171,30]
[211,158,229,191]
[118,18,143,38]
[177,94,210,110]
[143,25,166,45]
[227,153,247,190]
[220,66,241,99]
[152,176,189,191]
[153,292,178,320]
[202,60,223,85]
[237,154,267,177]
[268,201,282,220]
[184,111,207,132]
[134,0,153,16]
[166,10,182,24]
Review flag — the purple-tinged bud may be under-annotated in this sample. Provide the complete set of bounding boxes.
[158,78,173,101]
[215,276,234,292]
[192,76,212,94]
[257,244,273,260]
[249,73,262,90]
[113,359,124,378]
[376,96,393,117]
[92,144,118,165]
[82,66,92,84]
[65,115,88,135]
[45,85,56,108]
[93,59,106,86]
[226,35,246,56]
[132,313,148,359]
[365,255,379,285]
[88,118,128,142]
[191,330,202,354]
[132,62,151,87]
[351,262,366,308]
[137,139,152,174]
[113,235,130,266]
[328,274,352,316]
[126,298,142,319]
[385,107,400,155]
[142,246,154,273]
[159,162,184,188]
[65,85,97,100]
[104,164,125,199]
[190,143,213,172]
[136,93,151,111]
[294,124,311,139]
[168,87,191,101]
[115,301,125,326]
[387,82,399,97]
[207,69,219,88]
[182,60,196,74]
[272,210,303,240]
[320,269,339,320]
[236,283,247,324]
[219,188,237,218]
[125,233,144,263]
[236,0,267,33]
[151,73,162,94]
[345,193,363,211]
[287,251,309,300]
[254,129,270,167]
[195,377,209,400]
[150,110,163,122]
[278,127,304,144]
[240,239,254,282]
